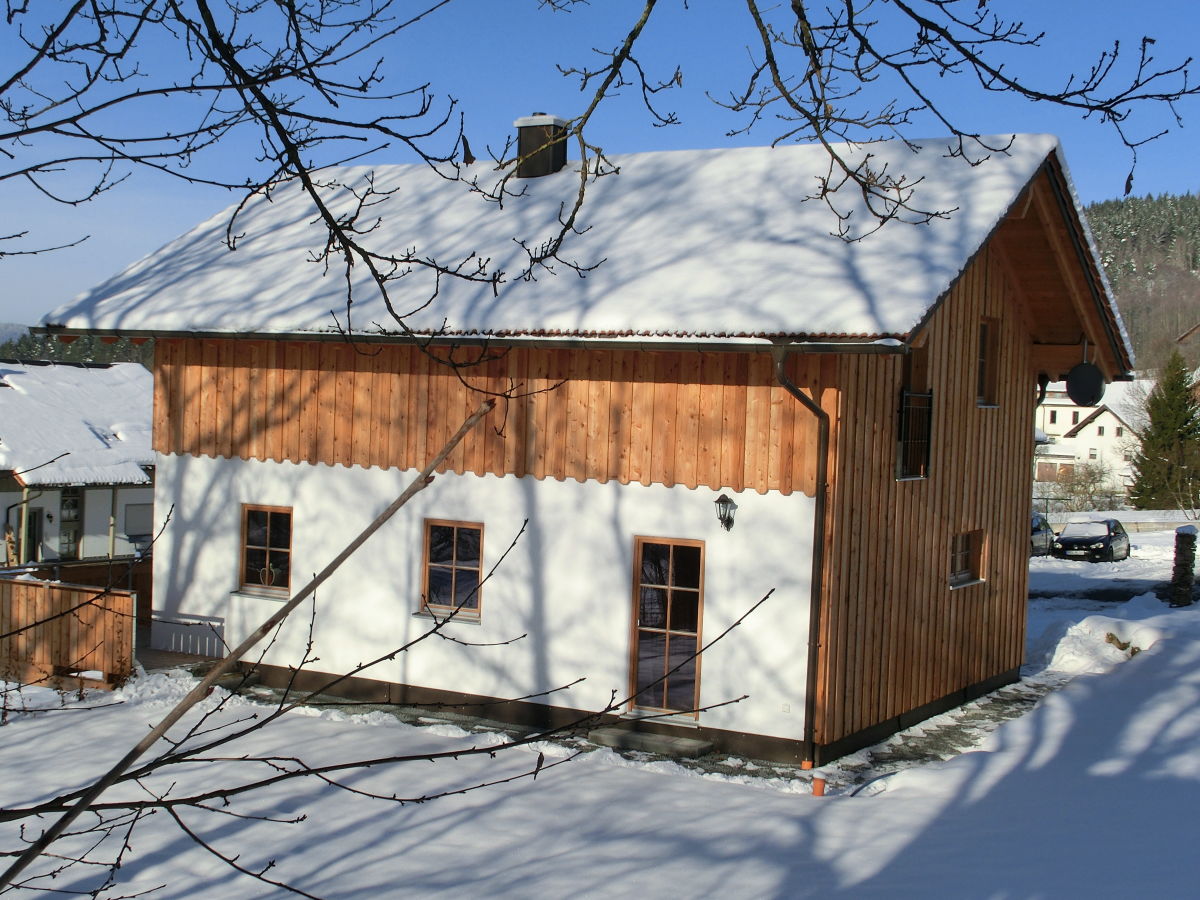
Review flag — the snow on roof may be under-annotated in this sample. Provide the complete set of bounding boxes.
[45,135,1074,343]
[0,362,153,486]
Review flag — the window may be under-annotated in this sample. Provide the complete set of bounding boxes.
[1116,427,1124,437]
[896,388,933,479]
[949,530,985,588]
[124,503,154,538]
[632,538,704,714]
[1048,410,1057,425]
[59,487,83,559]
[1097,426,1105,437]
[976,318,999,406]
[422,520,483,618]
[1072,411,1080,425]
[241,505,291,593]
[1088,448,1098,460]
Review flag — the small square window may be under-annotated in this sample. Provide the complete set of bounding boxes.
[241,505,291,593]
[949,530,985,588]
[422,520,484,619]
[1097,426,1105,437]
[1116,427,1124,437]
[1089,448,1098,460]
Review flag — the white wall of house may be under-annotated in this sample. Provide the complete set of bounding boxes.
[151,453,818,743]
[1034,388,1138,489]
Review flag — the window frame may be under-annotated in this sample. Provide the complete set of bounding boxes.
[976,318,1000,407]
[896,387,934,480]
[949,529,986,589]
[239,504,293,596]
[420,519,485,621]
[629,535,706,718]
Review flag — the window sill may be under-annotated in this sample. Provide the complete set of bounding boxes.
[412,609,482,626]
[949,578,985,592]
[231,587,290,602]
[976,403,999,410]
[895,475,928,483]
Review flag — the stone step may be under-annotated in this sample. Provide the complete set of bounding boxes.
[588,725,713,759]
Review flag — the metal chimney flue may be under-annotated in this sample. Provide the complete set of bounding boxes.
[514,113,568,178]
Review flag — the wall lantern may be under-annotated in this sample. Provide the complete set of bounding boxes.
[714,494,737,531]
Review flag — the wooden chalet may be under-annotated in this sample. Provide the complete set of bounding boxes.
[42,126,1132,763]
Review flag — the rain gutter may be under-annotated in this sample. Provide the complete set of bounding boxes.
[35,324,909,356]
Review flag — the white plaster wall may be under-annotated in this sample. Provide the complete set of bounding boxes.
[80,486,155,559]
[152,453,817,741]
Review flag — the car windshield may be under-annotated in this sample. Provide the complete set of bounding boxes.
[1060,522,1109,539]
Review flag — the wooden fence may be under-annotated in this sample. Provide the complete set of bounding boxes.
[0,578,135,690]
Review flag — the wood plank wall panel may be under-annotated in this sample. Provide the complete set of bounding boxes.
[813,246,1034,748]
[153,341,836,498]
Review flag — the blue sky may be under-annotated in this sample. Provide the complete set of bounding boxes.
[3,0,1199,325]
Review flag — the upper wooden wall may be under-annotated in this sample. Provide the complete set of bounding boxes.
[812,245,1034,751]
[153,340,838,497]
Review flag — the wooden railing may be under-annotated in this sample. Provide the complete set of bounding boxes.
[0,578,135,690]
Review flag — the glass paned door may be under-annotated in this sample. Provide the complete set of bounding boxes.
[631,539,703,715]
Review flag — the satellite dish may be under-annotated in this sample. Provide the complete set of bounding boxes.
[1065,362,1105,406]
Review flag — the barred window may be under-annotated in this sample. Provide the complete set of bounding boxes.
[897,389,933,479]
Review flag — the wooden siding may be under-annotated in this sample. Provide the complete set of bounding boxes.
[0,577,136,689]
[154,342,835,497]
[813,246,1033,749]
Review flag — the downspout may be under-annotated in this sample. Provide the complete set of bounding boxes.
[770,345,830,765]
[108,487,117,560]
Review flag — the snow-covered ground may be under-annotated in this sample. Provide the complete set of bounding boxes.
[2,529,1198,898]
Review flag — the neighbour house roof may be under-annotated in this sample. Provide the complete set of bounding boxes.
[42,134,1129,367]
[1062,405,1133,439]
[0,361,153,486]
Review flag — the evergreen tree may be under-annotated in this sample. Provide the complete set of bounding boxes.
[1129,350,1200,509]
[0,330,152,368]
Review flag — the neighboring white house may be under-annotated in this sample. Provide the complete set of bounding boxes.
[1033,379,1147,493]
[0,360,154,565]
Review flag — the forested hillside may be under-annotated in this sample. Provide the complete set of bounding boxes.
[1086,193,1200,372]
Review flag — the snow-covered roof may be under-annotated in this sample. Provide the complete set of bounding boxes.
[0,361,153,486]
[44,135,1076,343]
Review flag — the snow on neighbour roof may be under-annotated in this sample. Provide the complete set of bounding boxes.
[0,362,153,486]
[45,135,1070,342]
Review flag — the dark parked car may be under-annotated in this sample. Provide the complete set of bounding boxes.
[1030,514,1053,556]
[1051,519,1131,562]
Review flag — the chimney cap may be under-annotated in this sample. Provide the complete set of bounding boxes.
[514,113,568,129]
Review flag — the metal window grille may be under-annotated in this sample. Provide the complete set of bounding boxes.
[897,389,933,479]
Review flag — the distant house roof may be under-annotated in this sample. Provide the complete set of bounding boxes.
[1061,405,1132,438]
[0,361,153,486]
[42,134,1125,352]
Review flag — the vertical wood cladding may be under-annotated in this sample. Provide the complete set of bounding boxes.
[812,246,1033,748]
[154,341,835,497]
